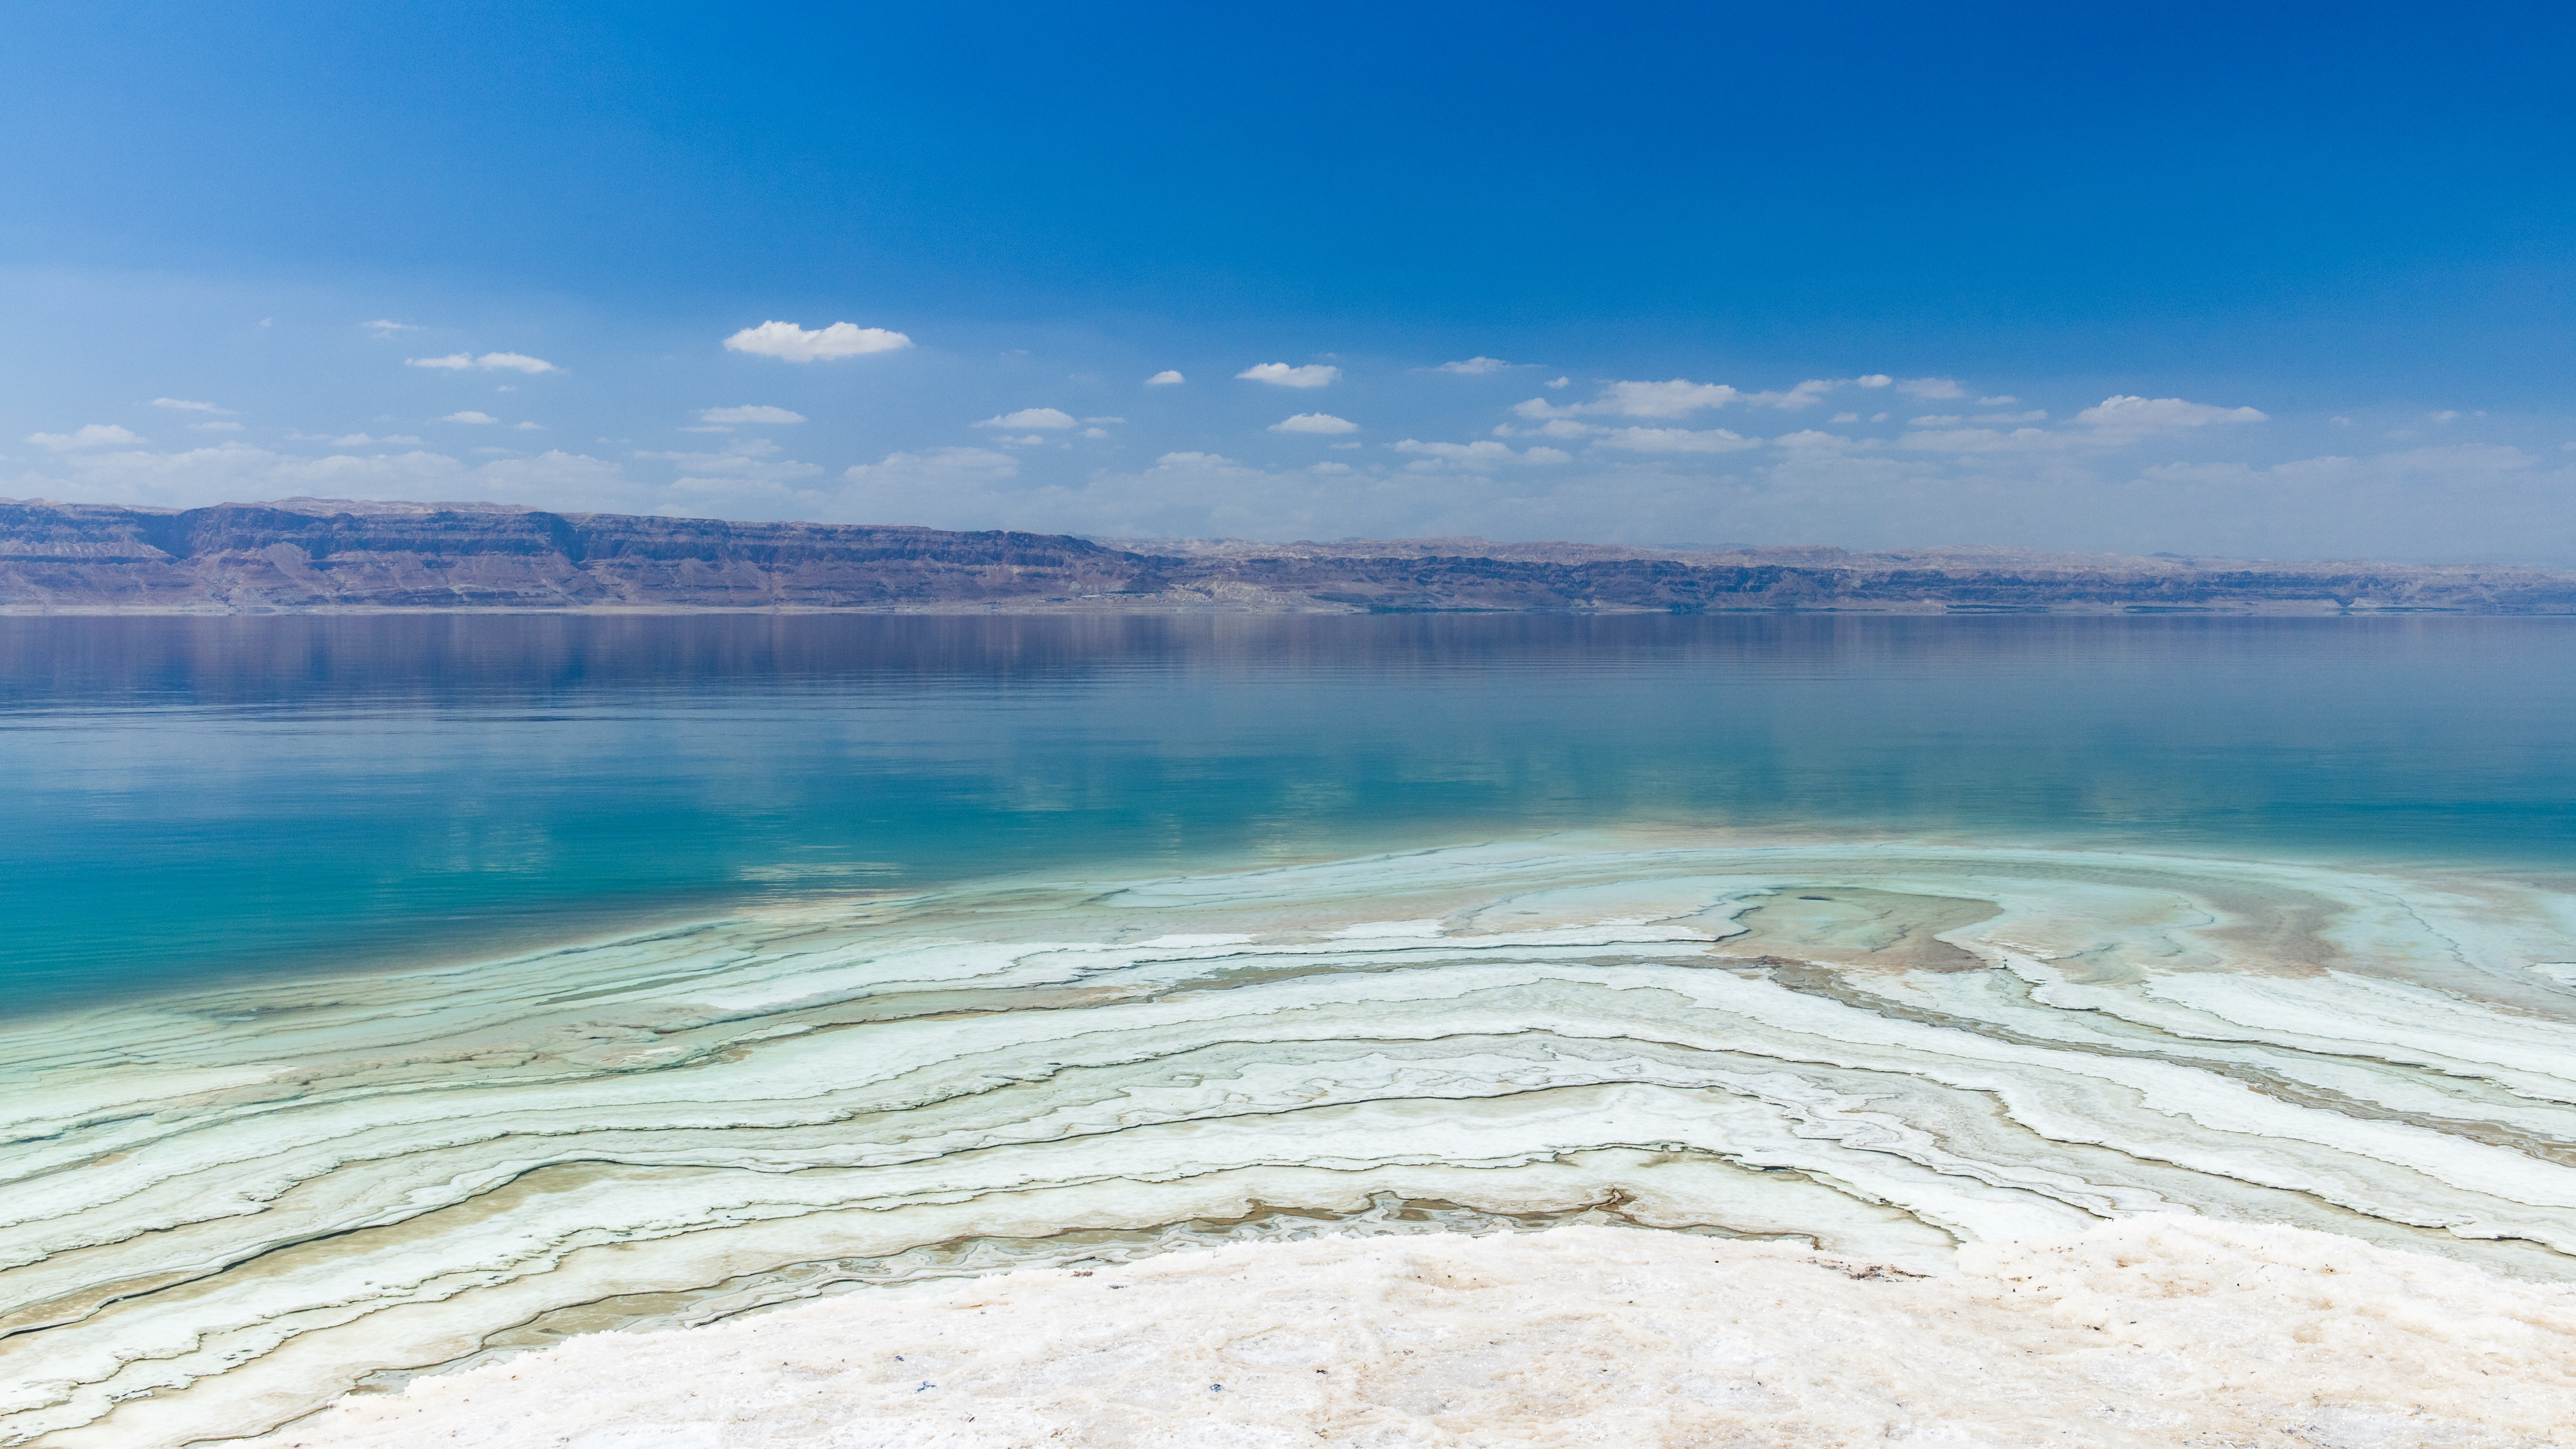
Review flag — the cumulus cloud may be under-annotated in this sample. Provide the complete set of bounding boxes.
[1545,376,1570,389]
[723,320,913,362]
[2074,395,2270,433]
[1145,370,1186,385]
[152,398,231,414]
[28,424,144,451]
[844,446,1020,488]
[1593,426,1763,454]
[1236,362,1341,388]
[1394,439,1573,469]
[1854,374,1893,388]
[440,411,501,425]
[1895,377,1966,399]
[1434,357,1512,374]
[1898,425,2068,453]
[1741,380,1840,410]
[1517,379,1740,419]
[637,436,824,485]
[1527,377,1861,415]
[974,407,1080,430]
[696,405,807,425]
[1270,413,1359,434]
[407,352,562,374]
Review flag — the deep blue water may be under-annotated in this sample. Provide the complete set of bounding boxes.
[4,613,2572,1016]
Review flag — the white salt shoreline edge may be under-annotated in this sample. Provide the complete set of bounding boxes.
[253,1216,2576,1449]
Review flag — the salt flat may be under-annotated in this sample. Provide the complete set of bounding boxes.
[9,836,2576,1445]
[258,1217,2576,1448]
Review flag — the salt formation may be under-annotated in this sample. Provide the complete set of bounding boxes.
[259,1217,2576,1448]
[8,837,2576,1444]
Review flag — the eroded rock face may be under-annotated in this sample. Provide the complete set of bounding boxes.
[0,499,1176,610]
[5,496,2574,612]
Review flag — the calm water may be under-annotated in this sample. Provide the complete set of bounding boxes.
[4,612,2573,1015]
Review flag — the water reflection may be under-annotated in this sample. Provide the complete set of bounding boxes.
[2,613,2571,1013]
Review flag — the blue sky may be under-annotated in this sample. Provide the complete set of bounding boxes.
[6,1,2575,559]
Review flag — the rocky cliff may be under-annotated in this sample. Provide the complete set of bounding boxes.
[5,497,2573,613]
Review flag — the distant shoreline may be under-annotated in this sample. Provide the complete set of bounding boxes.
[9,495,2576,614]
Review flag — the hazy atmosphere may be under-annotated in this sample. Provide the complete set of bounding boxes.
[7,3,2575,561]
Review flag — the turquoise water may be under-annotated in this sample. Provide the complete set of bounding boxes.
[5,613,2574,1016]
[13,612,2576,1447]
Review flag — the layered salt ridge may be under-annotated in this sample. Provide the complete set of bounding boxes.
[259,1217,2576,1448]
[6,837,2576,1445]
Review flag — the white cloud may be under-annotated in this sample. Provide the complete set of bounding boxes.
[1145,370,1186,386]
[152,398,231,414]
[478,352,560,374]
[1853,374,1893,388]
[1909,415,1964,426]
[1595,427,1762,454]
[1895,377,1966,399]
[1309,462,1353,474]
[513,421,544,431]
[1518,379,1739,419]
[1434,357,1512,374]
[1080,427,1110,438]
[1743,380,1841,409]
[440,411,501,424]
[193,421,246,433]
[723,320,914,362]
[2074,395,2269,432]
[1830,412,1859,423]
[28,424,145,451]
[1977,395,2018,405]
[638,437,824,484]
[845,446,1021,489]
[324,433,423,447]
[1544,376,1570,389]
[365,320,421,336]
[974,407,1080,430]
[1271,412,1359,434]
[1898,426,2067,453]
[697,405,807,425]
[1971,410,2047,424]
[405,352,562,374]
[1083,416,1125,425]
[1394,439,1573,469]
[2430,410,2462,423]
[1236,362,1341,388]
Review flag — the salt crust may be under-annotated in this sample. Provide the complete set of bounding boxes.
[260,1216,2576,1449]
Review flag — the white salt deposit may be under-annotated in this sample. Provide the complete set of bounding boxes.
[10,836,2576,1444]
[257,1216,2576,1448]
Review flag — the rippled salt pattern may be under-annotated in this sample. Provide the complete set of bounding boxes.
[7,835,2576,1446]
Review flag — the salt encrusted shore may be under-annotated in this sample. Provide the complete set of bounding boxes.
[15,838,2576,1445]
[255,1217,2576,1448]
